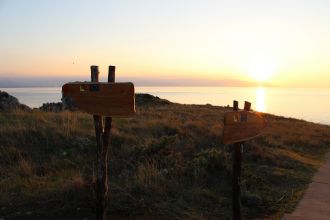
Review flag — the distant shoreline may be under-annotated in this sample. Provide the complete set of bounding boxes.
[1,87,330,125]
[1,85,276,88]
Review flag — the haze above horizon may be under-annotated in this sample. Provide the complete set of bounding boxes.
[1,0,329,88]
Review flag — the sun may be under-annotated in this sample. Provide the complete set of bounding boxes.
[247,57,276,82]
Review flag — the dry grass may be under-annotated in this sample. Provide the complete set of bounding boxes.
[1,94,330,219]
[18,156,35,177]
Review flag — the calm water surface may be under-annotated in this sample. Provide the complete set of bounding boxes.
[2,87,330,125]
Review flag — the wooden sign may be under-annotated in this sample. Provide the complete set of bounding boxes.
[222,110,267,144]
[62,82,135,116]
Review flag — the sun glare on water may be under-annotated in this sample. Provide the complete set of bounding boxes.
[256,87,266,112]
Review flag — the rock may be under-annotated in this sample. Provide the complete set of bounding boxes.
[0,90,31,111]
[135,93,171,106]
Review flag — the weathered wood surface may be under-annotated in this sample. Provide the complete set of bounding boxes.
[222,111,267,144]
[62,82,135,116]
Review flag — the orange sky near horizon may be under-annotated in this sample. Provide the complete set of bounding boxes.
[0,0,330,88]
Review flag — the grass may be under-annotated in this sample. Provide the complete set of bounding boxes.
[1,94,330,219]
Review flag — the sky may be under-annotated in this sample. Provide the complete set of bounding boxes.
[0,0,330,87]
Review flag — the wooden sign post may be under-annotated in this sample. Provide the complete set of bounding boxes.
[92,65,111,220]
[222,100,267,220]
[233,100,243,220]
[62,65,135,220]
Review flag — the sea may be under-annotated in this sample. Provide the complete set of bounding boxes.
[1,87,330,125]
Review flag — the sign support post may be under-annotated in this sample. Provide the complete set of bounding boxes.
[232,100,251,220]
[91,65,115,220]
[222,99,266,219]
[232,100,242,220]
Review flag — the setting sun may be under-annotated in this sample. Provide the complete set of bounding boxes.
[247,57,276,82]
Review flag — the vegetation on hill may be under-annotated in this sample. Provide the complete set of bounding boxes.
[1,94,330,219]
[0,90,30,111]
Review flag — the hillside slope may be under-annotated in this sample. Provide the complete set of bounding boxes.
[1,94,330,219]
